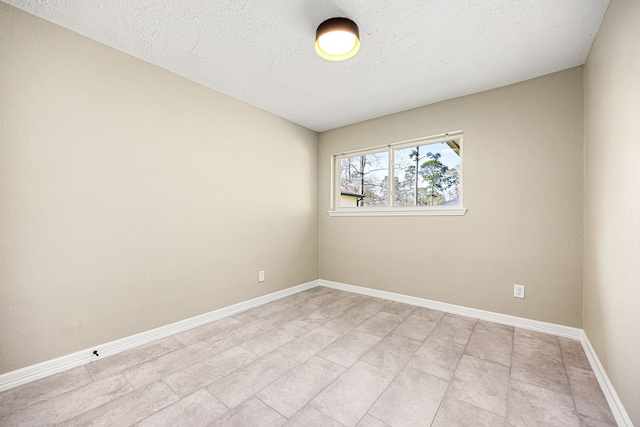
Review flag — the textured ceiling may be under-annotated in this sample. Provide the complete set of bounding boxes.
[4,0,609,131]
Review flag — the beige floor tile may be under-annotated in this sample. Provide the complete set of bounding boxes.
[172,317,243,346]
[207,351,298,408]
[134,389,227,427]
[507,378,579,427]
[381,301,416,319]
[256,356,345,418]
[265,303,323,327]
[310,361,395,427]
[515,327,559,344]
[277,327,343,362]
[298,286,334,298]
[392,311,440,341]
[566,366,616,425]
[209,396,287,427]
[277,290,324,307]
[368,366,449,427]
[317,330,381,368]
[298,297,332,310]
[513,328,563,361]
[0,366,92,416]
[240,322,308,356]
[231,311,262,324]
[58,380,178,427]
[412,306,446,321]
[465,325,513,367]
[356,297,394,315]
[87,337,185,380]
[284,405,346,427]
[304,291,349,308]
[360,333,422,373]
[320,295,367,317]
[406,335,465,380]
[287,308,341,330]
[511,328,570,394]
[558,337,592,370]
[206,319,275,351]
[0,375,133,427]
[356,414,391,427]
[351,299,384,316]
[428,313,477,346]
[432,395,506,427]
[511,348,571,394]
[246,301,288,319]
[474,320,514,336]
[321,306,379,334]
[355,312,403,338]
[578,414,618,427]
[448,354,510,417]
[162,346,257,397]
[122,341,217,389]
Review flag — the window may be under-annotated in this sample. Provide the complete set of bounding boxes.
[329,132,466,216]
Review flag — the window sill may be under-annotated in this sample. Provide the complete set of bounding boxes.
[327,207,467,217]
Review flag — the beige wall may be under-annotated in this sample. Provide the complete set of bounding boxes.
[584,0,640,423]
[319,68,584,327]
[0,3,319,374]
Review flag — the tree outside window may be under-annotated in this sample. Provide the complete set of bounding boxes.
[338,138,461,209]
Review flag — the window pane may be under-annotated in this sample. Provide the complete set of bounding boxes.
[393,139,461,206]
[339,151,389,207]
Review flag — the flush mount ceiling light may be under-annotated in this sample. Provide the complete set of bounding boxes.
[315,17,360,61]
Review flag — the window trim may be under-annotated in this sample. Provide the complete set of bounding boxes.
[328,131,467,217]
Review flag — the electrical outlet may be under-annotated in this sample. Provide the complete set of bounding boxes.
[258,271,265,282]
[514,284,525,298]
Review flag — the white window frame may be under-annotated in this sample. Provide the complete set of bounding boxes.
[328,131,467,217]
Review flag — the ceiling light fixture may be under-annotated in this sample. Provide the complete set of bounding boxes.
[315,17,360,61]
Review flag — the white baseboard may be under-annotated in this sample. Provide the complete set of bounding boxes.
[0,279,631,425]
[580,331,634,427]
[320,279,583,339]
[0,280,319,392]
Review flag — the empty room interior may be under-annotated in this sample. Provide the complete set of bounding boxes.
[1,0,638,426]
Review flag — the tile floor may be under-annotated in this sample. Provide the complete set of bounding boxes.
[0,287,617,427]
